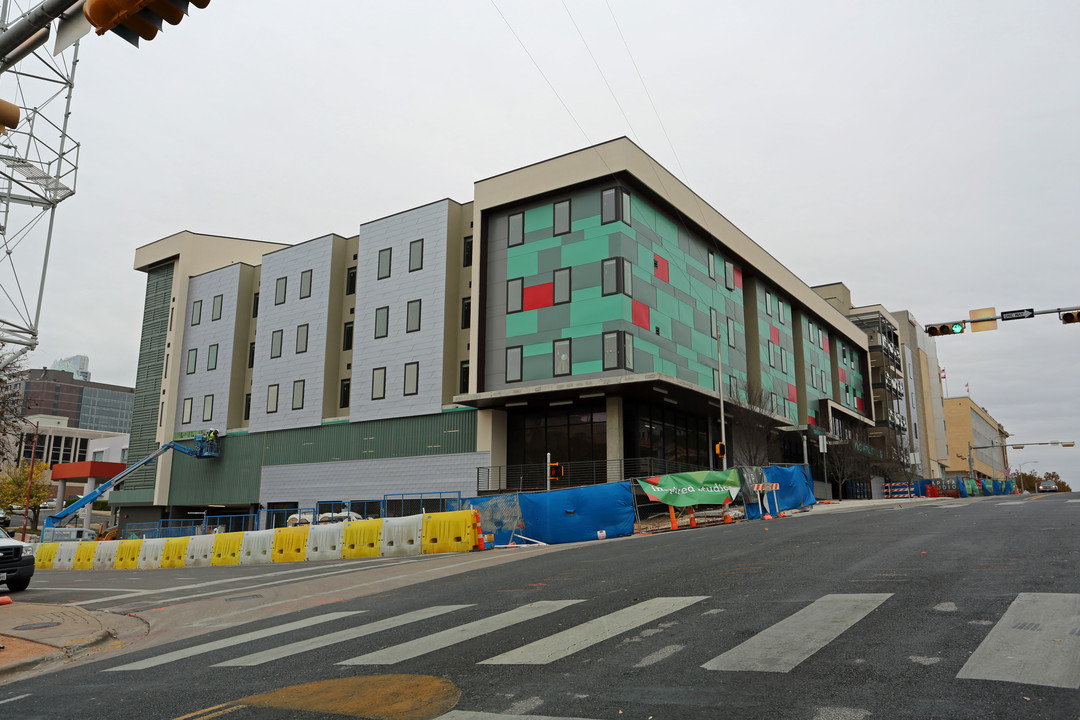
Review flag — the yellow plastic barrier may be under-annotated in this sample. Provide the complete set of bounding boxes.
[73,541,97,570]
[211,531,245,566]
[114,539,143,569]
[161,536,190,568]
[342,519,382,559]
[421,510,476,554]
[34,542,58,569]
[272,526,309,563]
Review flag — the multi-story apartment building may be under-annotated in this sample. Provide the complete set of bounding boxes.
[16,367,133,433]
[113,139,877,529]
[892,310,948,479]
[941,396,1009,482]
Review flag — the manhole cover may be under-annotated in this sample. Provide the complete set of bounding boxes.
[14,622,60,630]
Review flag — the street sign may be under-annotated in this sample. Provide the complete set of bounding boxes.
[1001,308,1035,321]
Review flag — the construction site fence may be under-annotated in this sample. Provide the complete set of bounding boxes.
[478,458,713,494]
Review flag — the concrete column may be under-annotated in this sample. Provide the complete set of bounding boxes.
[82,478,96,531]
[606,395,624,482]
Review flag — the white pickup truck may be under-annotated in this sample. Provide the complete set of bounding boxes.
[0,526,34,592]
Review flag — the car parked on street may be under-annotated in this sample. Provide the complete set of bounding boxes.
[0,526,34,591]
[1038,480,1058,492]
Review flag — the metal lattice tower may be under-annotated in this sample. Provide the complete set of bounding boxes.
[0,0,79,370]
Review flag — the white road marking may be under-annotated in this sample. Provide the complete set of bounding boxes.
[633,644,683,667]
[340,600,583,666]
[435,712,601,720]
[503,697,544,715]
[0,694,30,705]
[933,602,957,612]
[703,593,892,673]
[217,605,471,666]
[479,596,707,665]
[105,611,361,671]
[996,502,1026,506]
[957,592,1080,688]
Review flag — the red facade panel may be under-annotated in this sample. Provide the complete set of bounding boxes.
[522,283,554,311]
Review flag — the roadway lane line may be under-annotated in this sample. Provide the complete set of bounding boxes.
[957,592,1080,688]
[479,596,708,665]
[0,695,30,705]
[1067,499,1080,503]
[702,593,893,673]
[214,605,473,666]
[996,502,1026,506]
[340,600,584,665]
[104,611,362,671]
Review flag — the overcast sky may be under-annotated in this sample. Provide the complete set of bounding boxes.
[5,1,1078,483]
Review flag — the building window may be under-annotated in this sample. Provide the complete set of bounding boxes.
[159,402,164,427]
[409,239,424,272]
[371,367,386,400]
[300,269,312,299]
[296,324,309,354]
[781,347,789,373]
[182,397,193,424]
[271,329,283,358]
[403,362,419,396]
[163,353,169,378]
[553,200,571,236]
[211,294,223,321]
[708,253,716,280]
[275,277,287,305]
[553,339,571,376]
[765,291,773,317]
[603,331,633,370]
[507,278,523,314]
[406,299,422,333]
[463,236,473,267]
[461,297,471,330]
[203,394,214,422]
[346,266,357,295]
[252,293,259,318]
[724,261,735,291]
[710,308,719,339]
[292,380,305,410]
[191,300,202,326]
[508,212,524,247]
[459,360,469,394]
[769,343,777,368]
[207,344,218,371]
[601,257,632,297]
[169,306,173,332]
[625,332,635,371]
[821,369,828,390]
[603,332,619,370]
[378,248,392,280]
[778,300,786,325]
[730,375,739,400]
[601,187,631,224]
[374,306,389,339]
[553,267,571,305]
[343,321,354,351]
[244,393,251,420]
[810,365,818,389]
[267,384,279,413]
[186,348,197,374]
[506,346,522,383]
[340,378,351,408]
[248,341,255,369]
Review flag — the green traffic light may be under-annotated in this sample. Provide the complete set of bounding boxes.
[950,323,964,334]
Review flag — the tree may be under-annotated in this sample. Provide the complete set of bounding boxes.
[730,378,782,467]
[826,428,878,498]
[0,460,53,531]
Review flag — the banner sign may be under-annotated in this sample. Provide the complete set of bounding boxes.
[637,469,742,507]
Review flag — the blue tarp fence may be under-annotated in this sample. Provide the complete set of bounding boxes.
[743,465,816,520]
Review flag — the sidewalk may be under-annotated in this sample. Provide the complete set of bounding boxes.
[0,598,146,679]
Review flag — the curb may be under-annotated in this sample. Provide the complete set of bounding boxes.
[0,625,117,679]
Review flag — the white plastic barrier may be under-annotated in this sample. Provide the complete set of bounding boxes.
[305,523,345,562]
[93,540,121,570]
[239,529,275,565]
[53,541,78,570]
[185,534,216,567]
[138,538,168,569]
[380,515,423,558]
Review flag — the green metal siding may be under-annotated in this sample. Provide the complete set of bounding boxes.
[112,263,172,505]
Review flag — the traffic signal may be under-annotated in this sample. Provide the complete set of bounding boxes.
[548,462,564,480]
[83,0,210,47]
[1061,311,1080,324]
[926,322,965,336]
[0,99,18,134]
[714,442,726,459]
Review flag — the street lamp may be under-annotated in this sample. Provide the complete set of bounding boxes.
[1018,461,1038,493]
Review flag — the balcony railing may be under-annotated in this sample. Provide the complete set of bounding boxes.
[478,457,712,494]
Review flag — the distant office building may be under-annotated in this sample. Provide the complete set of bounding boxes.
[941,397,1009,482]
[50,355,91,381]
[13,414,122,466]
[17,368,133,434]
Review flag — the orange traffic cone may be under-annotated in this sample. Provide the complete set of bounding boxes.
[723,513,733,524]
[473,509,486,550]
[0,596,11,605]
[688,506,697,528]
[669,505,679,530]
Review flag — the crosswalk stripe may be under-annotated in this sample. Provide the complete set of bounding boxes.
[702,593,892,673]
[478,596,708,665]
[956,592,1080,688]
[105,611,362,672]
[340,600,584,666]
[214,605,473,667]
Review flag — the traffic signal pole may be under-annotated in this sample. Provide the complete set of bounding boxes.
[926,304,1080,335]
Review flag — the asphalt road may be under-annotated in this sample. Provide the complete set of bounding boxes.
[4,494,1079,719]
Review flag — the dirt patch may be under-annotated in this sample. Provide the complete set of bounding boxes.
[0,634,58,667]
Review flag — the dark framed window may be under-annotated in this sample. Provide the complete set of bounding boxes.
[459,360,469,394]
[339,378,351,408]
[507,278,523,314]
[296,324,309,354]
[300,269,312,299]
[708,253,716,280]
[343,321,354,351]
[244,393,251,421]
[186,348,197,374]
[508,212,524,247]
[267,384,279,413]
[463,236,473,267]
[346,266,357,295]
[461,297,471,330]
[553,267,571,305]
[601,187,631,224]
[506,346,523,383]
[371,367,386,400]
[409,239,424,272]
[724,260,735,291]
[727,317,736,348]
[374,306,389,339]
[275,277,287,305]
[181,397,193,424]
[553,199,571,236]
[292,380,305,410]
[211,294,223,321]
[270,329,283,358]
[765,291,774,317]
[202,394,214,422]
[377,248,392,280]
[601,257,632,297]
[207,344,219,371]
[252,293,259,318]
[191,300,202,326]
[406,299,422,333]
[553,338,571,376]
[769,343,777,368]
[603,331,633,370]
[710,308,719,339]
[403,362,419,396]
[164,354,169,378]
[624,332,635,371]
[248,341,255,369]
